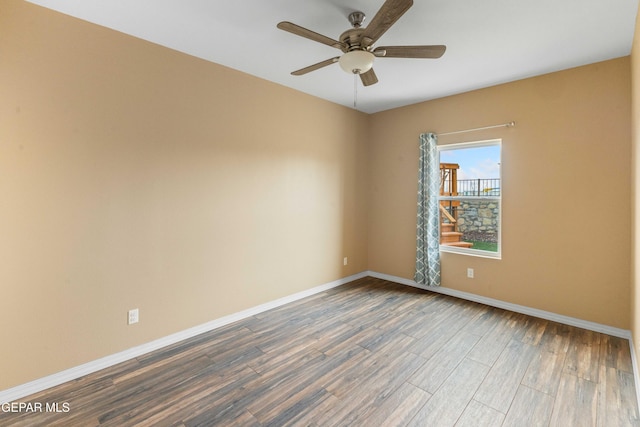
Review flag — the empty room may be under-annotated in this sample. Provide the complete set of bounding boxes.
[2,0,640,425]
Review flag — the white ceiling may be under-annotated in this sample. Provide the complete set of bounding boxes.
[26,0,639,114]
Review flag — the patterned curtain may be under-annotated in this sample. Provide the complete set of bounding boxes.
[415,133,441,287]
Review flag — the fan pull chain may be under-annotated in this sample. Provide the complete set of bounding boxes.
[353,73,358,109]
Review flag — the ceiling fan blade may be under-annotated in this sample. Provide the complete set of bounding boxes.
[360,68,378,86]
[277,22,345,50]
[361,0,413,47]
[291,57,340,76]
[374,45,446,59]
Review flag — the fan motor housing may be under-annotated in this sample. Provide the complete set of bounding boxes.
[340,28,366,52]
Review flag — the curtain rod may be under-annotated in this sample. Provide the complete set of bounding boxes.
[437,121,516,136]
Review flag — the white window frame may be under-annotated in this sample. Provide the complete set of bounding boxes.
[438,139,502,259]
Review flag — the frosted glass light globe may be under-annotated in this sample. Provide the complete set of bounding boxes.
[338,50,374,74]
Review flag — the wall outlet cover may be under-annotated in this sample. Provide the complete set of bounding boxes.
[128,308,139,325]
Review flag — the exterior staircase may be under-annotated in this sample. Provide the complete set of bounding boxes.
[440,223,473,248]
[440,162,473,249]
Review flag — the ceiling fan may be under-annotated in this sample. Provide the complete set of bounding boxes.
[277,0,446,86]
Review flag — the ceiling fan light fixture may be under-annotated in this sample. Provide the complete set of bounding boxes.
[338,50,374,74]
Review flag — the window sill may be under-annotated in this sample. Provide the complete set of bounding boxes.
[440,245,501,260]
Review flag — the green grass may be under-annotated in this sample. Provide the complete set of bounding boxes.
[467,241,498,252]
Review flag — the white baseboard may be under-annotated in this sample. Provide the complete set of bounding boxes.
[0,271,368,403]
[367,270,632,339]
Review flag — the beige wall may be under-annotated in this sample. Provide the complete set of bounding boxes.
[631,6,640,376]
[369,58,632,329]
[0,1,369,390]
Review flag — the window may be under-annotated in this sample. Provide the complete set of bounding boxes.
[438,140,501,258]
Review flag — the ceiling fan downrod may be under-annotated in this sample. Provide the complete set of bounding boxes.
[348,11,366,28]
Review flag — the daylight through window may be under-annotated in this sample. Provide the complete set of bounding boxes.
[438,140,501,258]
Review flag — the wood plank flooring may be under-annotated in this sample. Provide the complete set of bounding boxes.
[1,277,638,426]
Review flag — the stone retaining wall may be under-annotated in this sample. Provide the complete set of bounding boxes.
[453,199,499,242]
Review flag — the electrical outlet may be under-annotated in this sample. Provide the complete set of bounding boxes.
[467,268,474,279]
[343,257,348,266]
[128,308,139,325]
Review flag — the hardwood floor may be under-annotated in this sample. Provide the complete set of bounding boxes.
[1,277,638,426]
